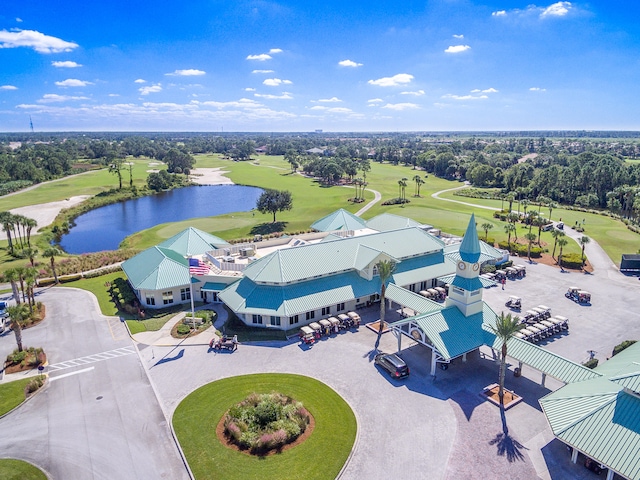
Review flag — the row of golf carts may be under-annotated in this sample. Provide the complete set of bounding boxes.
[299,311,361,345]
[418,286,447,302]
[512,304,569,343]
[481,264,526,283]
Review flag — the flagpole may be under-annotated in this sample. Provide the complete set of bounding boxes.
[188,254,196,330]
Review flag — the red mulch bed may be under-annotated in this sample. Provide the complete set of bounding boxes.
[215,410,316,457]
[5,352,47,374]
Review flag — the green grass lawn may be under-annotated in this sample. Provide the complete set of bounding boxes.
[59,271,126,316]
[0,459,47,480]
[173,373,356,480]
[0,377,34,417]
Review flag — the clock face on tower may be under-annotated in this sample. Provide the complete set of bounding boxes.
[472,263,480,271]
[458,261,466,270]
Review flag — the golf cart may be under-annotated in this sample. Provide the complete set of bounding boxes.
[566,287,591,304]
[505,296,521,310]
[299,326,316,345]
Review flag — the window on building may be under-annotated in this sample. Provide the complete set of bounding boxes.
[162,291,173,305]
[290,315,299,325]
[270,316,281,326]
[336,302,345,311]
[180,288,191,301]
[145,295,155,306]
[453,286,465,296]
[409,284,416,292]
[252,314,263,324]
[321,306,330,316]
[420,281,428,290]
[305,311,315,320]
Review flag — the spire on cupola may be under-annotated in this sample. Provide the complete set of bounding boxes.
[459,214,481,263]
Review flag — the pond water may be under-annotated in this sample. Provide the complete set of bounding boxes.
[58,185,263,254]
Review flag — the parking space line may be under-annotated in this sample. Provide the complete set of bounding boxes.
[50,367,95,382]
[47,347,136,372]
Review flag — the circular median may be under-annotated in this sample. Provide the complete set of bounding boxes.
[173,373,356,480]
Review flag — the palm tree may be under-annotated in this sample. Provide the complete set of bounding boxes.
[416,177,425,197]
[42,246,63,284]
[524,232,537,262]
[488,312,522,404]
[548,202,558,222]
[557,238,569,271]
[0,211,16,255]
[506,193,515,213]
[3,268,21,304]
[504,224,516,250]
[481,222,494,242]
[24,217,37,248]
[521,199,530,220]
[23,267,38,313]
[579,236,591,269]
[375,259,396,348]
[534,216,546,245]
[22,246,38,266]
[413,174,421,196]
[7,303,30,352]
[551,230,565,258]
[400,177,408,202]
[527,210,538,234]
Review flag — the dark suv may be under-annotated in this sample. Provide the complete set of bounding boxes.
[374,352,410,378]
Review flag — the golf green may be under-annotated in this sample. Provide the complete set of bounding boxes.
[173,373,357,480]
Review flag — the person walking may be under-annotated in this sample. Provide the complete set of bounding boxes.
[501,278,506,290]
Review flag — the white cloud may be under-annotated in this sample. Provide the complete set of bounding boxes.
[200,98,263,109]
[0,29,78,53]
[139,84,162,95]
[52,61,81,68]
[382,103,420,111]
[38,93,89,103]
[338,59,363,67]
[541,2,572,18]
[263,78,292,86]
[442,93,488,100]
[401,90,425,96]
[471,89,481,93]
[247,53,272,61]
[245,87,256,91]
[367,98,384,104]
[108,93,120,97]
[310,106,352,113]
[492,10,506,16]
[134,79,146,84]
[529,87,547,92]
[318,97,342,103]
[0,85,18,90]
[482,88,498,93]
[453,34,464,39]
[445,45,471,54]
[252,69,274,74]
[254,92,293,100]
[166,69,206,76]
[55,79,93,87]
[368,73,413,87]
[269,48,283,54]
[16,18,23,23]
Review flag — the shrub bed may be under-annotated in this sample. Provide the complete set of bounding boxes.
[223,392,311,454]
[559,253,584,269]
[5,347,46,374]
[612,340,637,357]
[496,241,543,258]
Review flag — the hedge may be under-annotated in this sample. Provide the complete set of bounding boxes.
[559,253,584,269]
[496,241,543,258]
[612,340,637,357]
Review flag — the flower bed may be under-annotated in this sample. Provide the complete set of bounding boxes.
[5,347,47,374]
[223,392,311,454]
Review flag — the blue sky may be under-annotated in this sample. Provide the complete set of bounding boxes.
[1,1,639,132]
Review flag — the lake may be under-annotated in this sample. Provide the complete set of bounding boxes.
[58,185,263,254]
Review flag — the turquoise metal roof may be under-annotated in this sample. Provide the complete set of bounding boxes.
[122,246,190,290]
[540,342,640,480]
[450,275,484,291]
[243,227,445,284]
[445,240,504,264]
[201,282,234,291]
[391,253,455,287]
[438,273,497,288]
[310,208,367,232]
[219,270,379,317]
[610,368,640,393]
[458,214,481,263]
[158,227,229,256]
[385,283,444,315]
[365,213,425,232]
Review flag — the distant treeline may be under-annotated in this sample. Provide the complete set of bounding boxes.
[2,133,640,225]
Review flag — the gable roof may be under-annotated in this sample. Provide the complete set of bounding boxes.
[243,227,445,284]
[157,227,229,256]
[540,342,640,480]
[458,214,481,263]
[444,239,504,264]
[122,246,190,290]
[366,213,425,232]
[310,208,367,232]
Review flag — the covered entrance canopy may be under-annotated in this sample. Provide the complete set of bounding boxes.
[385,283,601,383]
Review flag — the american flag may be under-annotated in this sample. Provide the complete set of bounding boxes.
[189,258,209,275]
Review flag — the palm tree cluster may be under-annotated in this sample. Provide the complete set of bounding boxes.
[0,212,38,257]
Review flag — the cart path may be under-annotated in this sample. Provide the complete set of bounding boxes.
[355,187,382,216]
[431,184,498,211]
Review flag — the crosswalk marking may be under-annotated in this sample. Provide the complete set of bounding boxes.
[47,347,136,372]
